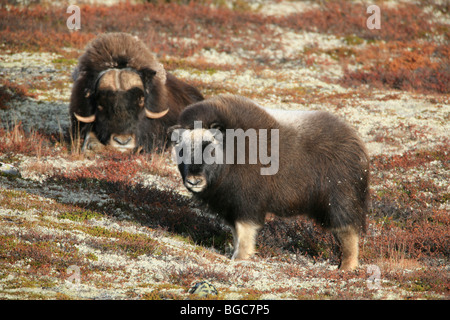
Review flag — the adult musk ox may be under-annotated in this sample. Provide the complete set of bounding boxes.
[69,32,203,153]
[171,95,369,270]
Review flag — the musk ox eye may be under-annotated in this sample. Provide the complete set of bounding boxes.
[138,96,144,108]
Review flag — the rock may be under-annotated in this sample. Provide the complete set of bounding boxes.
[188,281,218,298]
[0,162,20,177]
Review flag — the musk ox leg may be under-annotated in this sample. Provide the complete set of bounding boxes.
[231,221,261,260]
[82,132,105,152]
[333,227,360,271]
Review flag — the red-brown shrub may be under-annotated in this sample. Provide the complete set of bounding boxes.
[0,123,53,157]
[279,1,436,42]
[368,144,450,262]
[0,2,274,57]
[341,42,450,94]
[0,79,37,110]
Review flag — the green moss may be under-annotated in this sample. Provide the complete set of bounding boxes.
[343,34,364,45]
[189,67,218,77]
[55,292,74,300]
[58,209,103,222]
[51,58,77,66]
[231,0,254,12]
[81,226,115,239]
[407,279,432,292]
[77,225,163,259]
[205,67,218,75]
[292,86,307,95]
[142,291,163,300]
[324,47,355,60]
[141,282,185,300]
[85,252,98,261]
[0,188,25,200]
[440,193,449,203]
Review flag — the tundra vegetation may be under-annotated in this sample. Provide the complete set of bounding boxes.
[0,0,448,300]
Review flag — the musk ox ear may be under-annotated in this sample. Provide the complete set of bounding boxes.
[208,123,224,145]
[167,125,183,145]
[139,67,157,90]
[210,122,224,132]
[167,124,181,136]
[210,122,223,130]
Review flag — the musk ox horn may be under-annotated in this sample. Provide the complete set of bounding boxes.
[144,107,169,119]
[74,113,96,123]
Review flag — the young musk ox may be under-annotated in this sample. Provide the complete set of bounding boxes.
[171,95,369,270]
[69,32,203,153]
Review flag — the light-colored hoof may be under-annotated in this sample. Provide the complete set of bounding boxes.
[339,260,359,271]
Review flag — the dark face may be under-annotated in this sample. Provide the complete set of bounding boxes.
[172,127,224,194]
[93,87,145,152]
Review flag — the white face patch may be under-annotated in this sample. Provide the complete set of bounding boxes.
[182,128,218,145]
[98,69,144,92]
[171,122,223,165]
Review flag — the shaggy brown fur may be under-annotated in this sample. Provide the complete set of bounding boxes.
[173,95,370,270]
[69,32,203,152]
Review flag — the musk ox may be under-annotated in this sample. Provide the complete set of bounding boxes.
[69,32,203,153]
[171,95,369,270]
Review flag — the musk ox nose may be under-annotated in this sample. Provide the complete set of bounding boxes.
[185,175,207,192]
[186,177,203,186]
[111,134,132,146]
[108,134,136,152]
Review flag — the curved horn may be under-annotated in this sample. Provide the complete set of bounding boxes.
[145,108,169,119]
[74,113,96,123]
